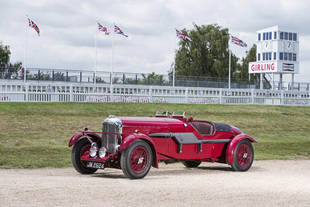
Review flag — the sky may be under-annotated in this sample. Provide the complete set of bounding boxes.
[1,0,310,82]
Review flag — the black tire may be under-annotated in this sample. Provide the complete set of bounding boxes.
[72,138,98,174]
[231,139,254,171]
[182,160,202,168]
[120,140,153,179]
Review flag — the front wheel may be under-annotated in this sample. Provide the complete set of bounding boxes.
[71,138,98,174]
[231,139,254,171]
[121,140,153,179]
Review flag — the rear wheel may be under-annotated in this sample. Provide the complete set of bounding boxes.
[121,140,153,179]
[72,138,97,174]
[231,139,254,171]
[182,160,201,168]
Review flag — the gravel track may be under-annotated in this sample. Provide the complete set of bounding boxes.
[1,160,310,207]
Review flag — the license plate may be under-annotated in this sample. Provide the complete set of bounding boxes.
[87,162,104,169]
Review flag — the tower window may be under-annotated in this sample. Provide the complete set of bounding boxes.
[280,52,283,60]
[289,33,292,40]
[284,32,288,40]
[274,32,277,39]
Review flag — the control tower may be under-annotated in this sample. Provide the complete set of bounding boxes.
[249,25,299,89]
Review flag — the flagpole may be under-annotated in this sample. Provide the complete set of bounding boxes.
[173,67,175,87]
[111,24,114,87]
[24,15,28,83]
[94,29,97,85]
[248,72,250,88]
[173,32,177,87]
[228,36,231,90]
[95,29,97,70]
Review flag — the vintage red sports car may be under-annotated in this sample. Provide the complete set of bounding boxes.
[68,112,257,179]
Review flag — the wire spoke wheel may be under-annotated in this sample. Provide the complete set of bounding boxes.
[121,140,153,179]
[231,139,254,171]
[236,144,252,167]
[71,138,97,174]
[129,147,149,174]
[79,144,90,167]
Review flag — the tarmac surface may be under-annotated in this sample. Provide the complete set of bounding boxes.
[1,160,310,207]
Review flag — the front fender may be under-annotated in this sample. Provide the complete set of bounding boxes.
[226,134,258,165]
[120,133,158,168]
[68,131,101,147]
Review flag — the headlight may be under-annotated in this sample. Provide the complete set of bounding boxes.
[89,143,98,158]
[99,147,107,158]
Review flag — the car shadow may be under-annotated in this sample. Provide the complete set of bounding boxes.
[88,165,261,179]
[148,166,233,177]
[91,170,127,179]
[197,166,233,171]
[197,165,262,172]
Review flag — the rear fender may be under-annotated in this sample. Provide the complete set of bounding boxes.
[120,133,158,168]
[68,131,101,147]
[226,134,258,165]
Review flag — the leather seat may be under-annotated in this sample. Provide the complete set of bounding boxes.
[191,122,213,135]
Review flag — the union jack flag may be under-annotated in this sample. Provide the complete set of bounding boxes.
[28,18,40,36]
[114,25,128,37]
[97,22,109,35]
[176,29,192,42]
[231,35,247,47]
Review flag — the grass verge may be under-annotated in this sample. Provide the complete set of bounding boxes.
[0,102,309,168]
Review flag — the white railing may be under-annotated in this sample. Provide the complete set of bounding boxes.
[0,80,309,105]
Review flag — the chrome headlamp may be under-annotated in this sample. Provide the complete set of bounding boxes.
[89,142,98,158]
[98,147,107,158]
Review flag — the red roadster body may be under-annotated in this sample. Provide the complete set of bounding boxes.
[68,113,257,179]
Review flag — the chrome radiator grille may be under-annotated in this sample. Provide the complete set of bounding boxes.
[102,116,122,154]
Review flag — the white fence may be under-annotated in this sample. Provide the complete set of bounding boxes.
[0,80,310,105]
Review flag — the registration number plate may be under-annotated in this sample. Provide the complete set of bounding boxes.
[87,162,104,169]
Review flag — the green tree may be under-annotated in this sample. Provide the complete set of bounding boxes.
[141,72,165,85]
[174,24,239,79]
[0,42,11,71]
[33,71,52,80]
[235,44,257,80]
[54,72,65,81]
[0,42,22,78]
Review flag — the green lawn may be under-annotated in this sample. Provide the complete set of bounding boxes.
[0,102,309,168]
